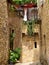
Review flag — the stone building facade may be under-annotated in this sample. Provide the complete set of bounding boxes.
[8,4,41,62]
[8,10,22,49]
[38,0,49,65]
[21,21,40,62]
[0,0,49,65]
[0,0,42,64]
[8,0,49,64]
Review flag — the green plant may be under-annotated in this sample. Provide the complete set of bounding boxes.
[27,20,35,36]
[9,48,21,63]
[10,5,15,11]
[12,0,37,5]
[31,0,37,4]
[14,48,21,60]
[22,20,35,36]
[27,21,33,36]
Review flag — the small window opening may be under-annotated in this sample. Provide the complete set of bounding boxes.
[12,29,14,33]
[34,42,37,48]
[10,29,14,50]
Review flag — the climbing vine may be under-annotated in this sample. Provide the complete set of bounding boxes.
[23,20,35,36]
[27,20,35,36]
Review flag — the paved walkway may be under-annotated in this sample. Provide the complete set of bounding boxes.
[15,61,41,65]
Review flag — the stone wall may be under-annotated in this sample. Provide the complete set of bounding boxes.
[38,0,49,64]
[0,0,9,65]
[8,3,41,63]
[8,7,22,49]
[22,35,40,62]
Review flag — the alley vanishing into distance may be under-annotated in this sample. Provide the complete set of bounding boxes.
[0,0,49,65]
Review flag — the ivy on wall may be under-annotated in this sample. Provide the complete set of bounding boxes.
[23,20,35,36]
[27,20,35,36]
[27,21,33,36]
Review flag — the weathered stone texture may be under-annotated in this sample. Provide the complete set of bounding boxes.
[8,9,41,62]
[38,0,49,64]
[8,10,22,49]
[21,35,40,62]
[0,0,9,65]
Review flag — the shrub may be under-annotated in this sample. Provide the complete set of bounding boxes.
[9,48,21,63]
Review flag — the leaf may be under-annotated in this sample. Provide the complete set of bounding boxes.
[9,48,21,63]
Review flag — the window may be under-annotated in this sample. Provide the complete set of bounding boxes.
[10,29,14,50]
[12,29,14,33]
[34,42,37,48]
